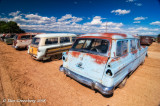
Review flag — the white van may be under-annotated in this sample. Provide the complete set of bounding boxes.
[28,33,77,61]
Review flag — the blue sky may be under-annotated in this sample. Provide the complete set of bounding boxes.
[0,0,160,35]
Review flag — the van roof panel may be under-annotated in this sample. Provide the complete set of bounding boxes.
[35,33,77,38]
[80,33,139,39]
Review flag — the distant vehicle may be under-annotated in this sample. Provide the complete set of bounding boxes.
[28,33,77,61]
[4,34,16,45]
[140,36,153,46]
[12,33,36,49]
[0,34,7,41]
[60,33,148,96]
[157,34,160,43]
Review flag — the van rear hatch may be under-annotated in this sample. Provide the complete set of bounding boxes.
[29,37,40,55]
[29,46,38,55]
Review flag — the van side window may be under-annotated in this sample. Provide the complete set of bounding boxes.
[45,38,58,45]
[21,36,30,40]
[60,37,70,43]
[72,37,76,42]
[131,40,136,51]
[116,40,128,56]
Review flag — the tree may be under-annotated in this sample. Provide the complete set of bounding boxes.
[0,21,25,33]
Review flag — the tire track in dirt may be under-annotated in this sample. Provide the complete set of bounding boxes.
[0,42,21,106]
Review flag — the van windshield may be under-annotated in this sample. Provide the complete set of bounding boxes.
[32,37,40,45]
[72,38,109,54]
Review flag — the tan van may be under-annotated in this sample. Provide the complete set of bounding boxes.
[13,33,36,49]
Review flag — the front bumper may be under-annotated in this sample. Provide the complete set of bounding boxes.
[59,66,114,95]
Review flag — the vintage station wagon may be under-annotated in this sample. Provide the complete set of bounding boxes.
[4,34,16,45]
[13,33,36,49]
[28,33,77,61]
[59,33,148,96]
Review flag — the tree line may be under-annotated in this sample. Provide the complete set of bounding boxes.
[0,21,25,33]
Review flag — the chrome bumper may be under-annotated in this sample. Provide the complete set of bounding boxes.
[59,65,114,95]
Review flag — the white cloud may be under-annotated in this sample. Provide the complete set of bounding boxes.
[9,11,21,16]
[1,11,159,35]
[150,21,160,26]
[91,16,102,25]
[135,3,142,6]
[133,21,141,23]
[111,9,131,15]
[126,0,135,2]
[134,16,147,20]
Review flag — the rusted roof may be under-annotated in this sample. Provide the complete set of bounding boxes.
[80,33,138,39]
[17,33,39,37]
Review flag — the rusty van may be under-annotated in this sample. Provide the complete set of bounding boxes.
[28,33,77,61]
[59,33,148,96]
[12,33,36,49]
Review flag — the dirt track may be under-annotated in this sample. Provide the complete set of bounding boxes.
[0,42,160,106]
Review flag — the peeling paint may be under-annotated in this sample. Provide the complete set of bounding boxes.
[71,51,81,58]
[86,53,108,64]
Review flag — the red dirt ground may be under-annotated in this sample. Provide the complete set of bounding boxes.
[0,42,160,106]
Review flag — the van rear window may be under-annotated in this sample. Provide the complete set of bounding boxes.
[72,39,109,54]
[21,35,31,40]
[32,38,40,45]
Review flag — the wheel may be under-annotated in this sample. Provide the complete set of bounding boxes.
[118,77,128,89]
[141,59,145,65]
[50,54,62,61]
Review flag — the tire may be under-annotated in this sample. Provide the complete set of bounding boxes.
[50,54,62,61]
[118,77,128,89]
[141,59,145,65]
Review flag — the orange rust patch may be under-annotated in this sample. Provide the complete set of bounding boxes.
[71,51,81,58]
[86,53,108,64]
[102,33,127,38]
[111,57,121,62]
[142,46,146,48]
[122,54,128,58]
[132,50,138,54]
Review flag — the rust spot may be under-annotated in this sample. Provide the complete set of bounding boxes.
[122,54,128,58]
[142,46,146,48]
[102,33,127,38]
[111,57,121,62]
[132,50,138,54]
[86,53,108,64]
[113,52,116,57]
[71,51,81,58]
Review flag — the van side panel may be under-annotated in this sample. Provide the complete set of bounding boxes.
[45,44,72,56]
[102,39,148,87]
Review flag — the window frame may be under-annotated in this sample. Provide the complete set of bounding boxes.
[130,39,137,52]
[116,40,128,57]
[60,37,71,44]
[45,37,58,45]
